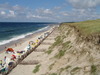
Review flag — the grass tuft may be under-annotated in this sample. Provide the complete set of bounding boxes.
[59,68,65,75]
[65,65,71,70]
[62,41,71,48]
[45,49,52,54]
[91,65,97,75]
[33,64,41,73]
[71,67,80,72]
[49,63,55,70]
[51,36,63,49]
[55,50,66,59]
[49,73,57,75]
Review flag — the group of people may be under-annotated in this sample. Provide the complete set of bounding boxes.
[0,27,54,74]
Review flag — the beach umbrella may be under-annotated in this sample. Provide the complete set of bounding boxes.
[6,48,14,52]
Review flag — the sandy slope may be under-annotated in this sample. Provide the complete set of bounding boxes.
[9,24,100,75]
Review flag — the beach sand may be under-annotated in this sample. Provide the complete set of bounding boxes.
[8,26,59,75]
[0,31,45,60]
[0,25,57,73]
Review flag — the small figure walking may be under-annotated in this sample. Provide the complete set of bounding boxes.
[0,60,3,67]
[4,56,6,64]
[15,43,17,47]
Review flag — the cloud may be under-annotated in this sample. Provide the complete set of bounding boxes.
[0,2,99,22]
[0,11,6,15]
[36,8,53,15]
[61,12,69,16]
[27,14,43,19]
[8,10,15,17]
[68,0,100,8]
[54,7,62,10]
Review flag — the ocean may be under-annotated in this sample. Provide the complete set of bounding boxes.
[0,22,52,46]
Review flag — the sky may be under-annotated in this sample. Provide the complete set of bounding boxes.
[0,0,100,22]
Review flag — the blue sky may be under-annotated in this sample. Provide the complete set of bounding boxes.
[0,0,100,22]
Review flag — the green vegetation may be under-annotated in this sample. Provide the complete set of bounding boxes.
[91,65,97,75]
[66,29,71,35]
[62,41,71,49]
[89,56,94,63]
[55,50,66,59]
[33,64,41,73]
[49,73,57,75]
[53,39,71,59]
[49,63,55,70]
[71,67,80,72]
[51,36,63,49]
[55,41,71,59]
[59,65,71,75]
[59,68,65,75]
[65,65,71,70]
[45,49,52,54]
[63,19,100,36]
[70,67,81,75]
[62,35,66,39]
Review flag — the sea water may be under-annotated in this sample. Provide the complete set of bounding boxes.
[0,22,51,46]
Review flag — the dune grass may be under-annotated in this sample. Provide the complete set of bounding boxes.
[59,65,71,75]
[50,36,63,49]
[54,41,71,59]
[62,19,100,36]
[62,41,71,49]
[49,73,57,75]
[33,64,41,73]
[45,49,52,54]
[71,67,80,72]
[54,50,66,59]
[91,65,97,75]
[49,62,55,70]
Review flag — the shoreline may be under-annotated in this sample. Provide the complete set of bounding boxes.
[0,24,58,75]
[0,25,52,53]
[0,31,45,53]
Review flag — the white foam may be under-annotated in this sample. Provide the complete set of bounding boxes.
[0,26,49,46]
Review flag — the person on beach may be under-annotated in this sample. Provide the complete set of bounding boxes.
[8,62,14,68]
[0,60,3,67]
[5,46,7,49]
[15,43,17,47]
[4,56,6,63]
[28,44,31,50]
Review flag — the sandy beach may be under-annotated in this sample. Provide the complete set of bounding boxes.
[8,26,59,75]
[0,25,57,75]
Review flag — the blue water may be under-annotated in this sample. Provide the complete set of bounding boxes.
[0,22,51,45]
